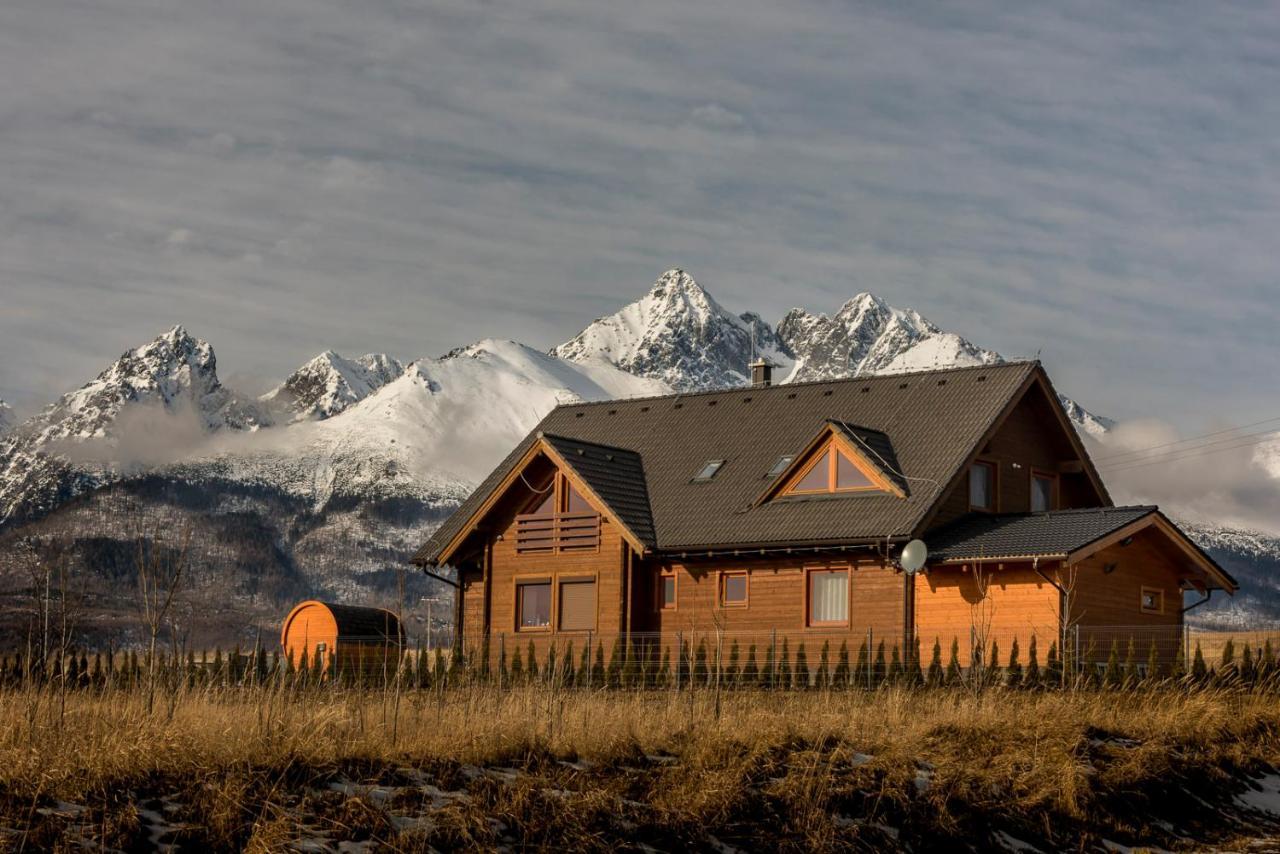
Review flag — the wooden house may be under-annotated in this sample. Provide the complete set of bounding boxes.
[281,600,404,675]
[414,361,1236,673]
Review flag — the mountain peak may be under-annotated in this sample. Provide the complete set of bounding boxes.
[263,350,404,422]
[553,269,791,390]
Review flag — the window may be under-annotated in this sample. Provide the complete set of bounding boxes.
[558,578,596,631]
[1031,472,1056,512]
[693,460,725,482]
[517,580,552,630]
[657,571,677,610]
[807,568,849,626]
[795,450,832,491]
[1140,587,1164,615]
[783,444,884,496]
[719,572,748,608]
[969,461,995,511]
[766,455,795,479]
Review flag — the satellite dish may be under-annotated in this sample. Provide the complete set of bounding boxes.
[899,539,928,574]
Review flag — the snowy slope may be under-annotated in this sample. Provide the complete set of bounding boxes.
[201,339,669,509]
[261,351,403,422]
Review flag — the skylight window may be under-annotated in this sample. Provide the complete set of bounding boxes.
[693,459,725,482]
[766,455,794,479]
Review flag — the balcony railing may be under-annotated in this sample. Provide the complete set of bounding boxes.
[515,511,601,554]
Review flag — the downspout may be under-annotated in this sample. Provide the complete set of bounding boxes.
[1032,557,1069,677]
[482,539,493,639]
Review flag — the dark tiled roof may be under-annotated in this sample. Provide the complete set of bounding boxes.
[542,433,656,548]
[416,361,1041,564]
[926,506,1158,562]
[321,603,404,642]
[829,420,910,496]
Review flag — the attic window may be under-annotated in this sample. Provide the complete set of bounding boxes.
[693,460,725,482]
[766,455,794,479]
[780,445,881,496]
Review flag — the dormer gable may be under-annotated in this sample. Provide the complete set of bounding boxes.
[758,421,908,505]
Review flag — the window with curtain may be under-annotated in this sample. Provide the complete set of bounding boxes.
[807,569,849,625]
[1031,473,1055,512]
[517,580,552,629]
[558,578,596,631]
[969,461,995,510]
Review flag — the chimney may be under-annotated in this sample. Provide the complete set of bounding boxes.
[750,358,772,388]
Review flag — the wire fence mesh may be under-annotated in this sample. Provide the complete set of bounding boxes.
[6,623,1280,693]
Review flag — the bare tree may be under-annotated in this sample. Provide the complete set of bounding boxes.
[133,516,192,713]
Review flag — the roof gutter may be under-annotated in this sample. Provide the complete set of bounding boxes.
[662,538,905,561]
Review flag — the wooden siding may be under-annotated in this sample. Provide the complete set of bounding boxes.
[632,554,906,645]
[1067,528,1187,668]
[465,462,627,664]
[914,563,1060,668]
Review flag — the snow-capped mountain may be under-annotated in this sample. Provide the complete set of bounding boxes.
[552,269,791,391]
[0,326,267,523]
[775,293,1000,380]
[0,400,12,435]
[262,351,404,422]
[555,270,1108,436]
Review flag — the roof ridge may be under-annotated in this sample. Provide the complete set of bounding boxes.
[538,432,641,455]
[550,360,1041,411]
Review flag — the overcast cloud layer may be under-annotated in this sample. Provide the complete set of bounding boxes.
[1,1,1278,430]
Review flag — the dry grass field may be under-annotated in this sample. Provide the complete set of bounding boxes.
[2,681,1280,852]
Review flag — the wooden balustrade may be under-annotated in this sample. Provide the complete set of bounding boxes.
[515,511,601,554]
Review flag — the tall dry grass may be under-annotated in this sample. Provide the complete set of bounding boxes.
[2,680,1278,850]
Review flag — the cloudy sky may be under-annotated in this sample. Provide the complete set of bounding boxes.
[1,1,1278,432]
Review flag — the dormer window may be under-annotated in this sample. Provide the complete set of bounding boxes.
[757,422,907,505]
[783,446,881,496]
[693,460,725,482]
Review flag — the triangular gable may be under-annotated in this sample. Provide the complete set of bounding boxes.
[757,421,908,505]
[431,434,652,567]
[914,366,1112,535]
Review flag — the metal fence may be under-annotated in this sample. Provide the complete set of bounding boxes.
[6,624,1279,692]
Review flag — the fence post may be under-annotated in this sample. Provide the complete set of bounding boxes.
[866,627,873,691]
[770,629,777,691]
[1073,625,1081,687]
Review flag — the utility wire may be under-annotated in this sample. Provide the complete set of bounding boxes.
[1096,428,1280,469]
[1091,414,1280,463]
[1098,432,1279,473]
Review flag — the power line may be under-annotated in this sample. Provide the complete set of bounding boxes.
[1091,414,1280,463]
[1098,432,1279,474]
[1096,428,1280,470]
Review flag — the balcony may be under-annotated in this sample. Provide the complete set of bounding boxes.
[515,511,601,555]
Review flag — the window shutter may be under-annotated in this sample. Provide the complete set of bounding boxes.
[559,579,597,631]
